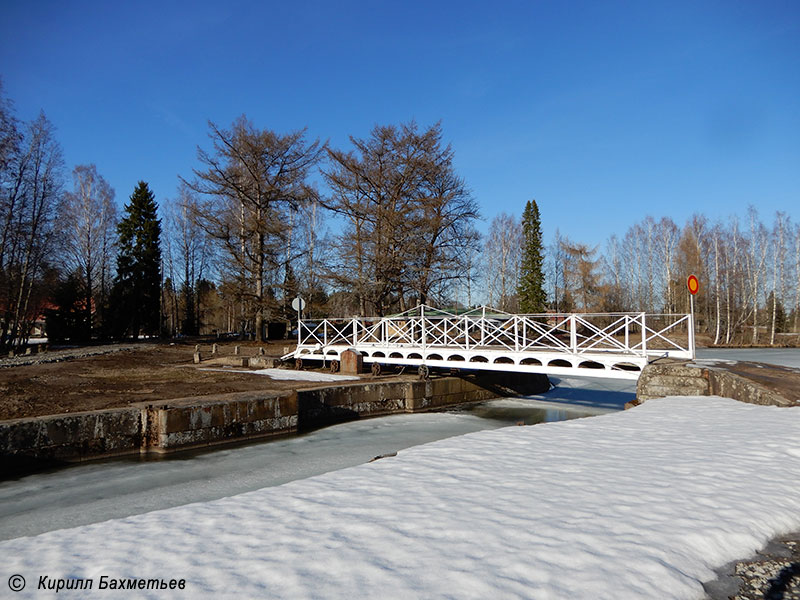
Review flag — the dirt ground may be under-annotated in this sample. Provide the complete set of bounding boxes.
[0,340,353,421]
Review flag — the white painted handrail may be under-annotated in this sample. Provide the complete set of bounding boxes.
[287,306,694,380]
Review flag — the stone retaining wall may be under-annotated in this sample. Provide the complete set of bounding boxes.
[633,361,797,408]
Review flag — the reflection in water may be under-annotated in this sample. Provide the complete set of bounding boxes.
[449,374,634,425]
[455,402,592,425]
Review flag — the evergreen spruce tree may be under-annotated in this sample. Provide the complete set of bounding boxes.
[111,182,162,339]
[518,199,547,313]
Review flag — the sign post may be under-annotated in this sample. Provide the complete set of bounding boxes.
[291,297,306,345]
[687,275,699,359]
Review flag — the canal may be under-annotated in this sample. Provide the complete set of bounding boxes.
[2,347,797,541]
[0,375,633,541]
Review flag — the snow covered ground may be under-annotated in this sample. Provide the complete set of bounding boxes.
[697,347,800,369]
[3,396,799,599]
[198,366,360,382]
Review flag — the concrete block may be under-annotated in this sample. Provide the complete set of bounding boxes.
[248,356,275,368]
[210,404,227,427]
[279,392,298,416]
[164,408,190,433]
[340,349,363,374]
[44,417,81,445]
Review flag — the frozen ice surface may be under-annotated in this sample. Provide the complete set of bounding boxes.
[697,347,800,369]
[0,412,501,540]
[0,375,623,541]
[3,396,799,599]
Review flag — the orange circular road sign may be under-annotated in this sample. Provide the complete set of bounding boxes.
[687,274,699,295]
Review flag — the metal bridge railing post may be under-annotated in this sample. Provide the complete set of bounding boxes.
[569,315,577,353]
[298,317,302,347]
[514,316,519,352]
[641,313,647,355]
[421,305,427,351]
[352,318,358,346]
[481,306,486,346]
[624,315,630,351]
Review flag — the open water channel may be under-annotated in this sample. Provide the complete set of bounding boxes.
[1,348,797,541]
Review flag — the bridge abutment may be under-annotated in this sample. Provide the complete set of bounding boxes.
[631,360,799,408]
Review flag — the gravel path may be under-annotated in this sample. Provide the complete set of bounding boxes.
[704,531,800,599]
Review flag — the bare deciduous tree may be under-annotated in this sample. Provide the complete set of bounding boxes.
[0,112,64,349]
[768,212,788,345]
[59,164,116,338]
[484,213,520,311]
[184,116,323,339]
[323,121,478,315]
[163,183,213,335]
[598,209,797,345]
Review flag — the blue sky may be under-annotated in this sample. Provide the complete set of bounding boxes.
[1,0,798,248]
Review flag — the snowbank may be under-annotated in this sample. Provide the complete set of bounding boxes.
[199,367,360,382]
[253,367,360,382]
[3,396,799,599]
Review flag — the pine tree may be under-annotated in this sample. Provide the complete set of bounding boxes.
[111,182,162,339]
[518,199,547,313]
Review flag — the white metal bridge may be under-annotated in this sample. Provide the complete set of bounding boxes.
[284,305,695,381]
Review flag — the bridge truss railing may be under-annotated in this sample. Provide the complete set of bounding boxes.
[292,306,694,361]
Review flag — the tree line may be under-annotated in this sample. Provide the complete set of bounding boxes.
[486,208,800,345]
[0,83,491,346]
[1,79,797,348]
[1,81,163,349]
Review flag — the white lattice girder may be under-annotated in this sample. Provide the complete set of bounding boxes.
[289,307,693,380]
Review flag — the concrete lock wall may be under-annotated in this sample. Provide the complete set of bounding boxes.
[1,373,550,475]
[0,391,300,475]
[0,407,145,475]
[147,391,298,452]
[297,372,550,432]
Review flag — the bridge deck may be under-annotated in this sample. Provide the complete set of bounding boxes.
[287,306,695,381]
